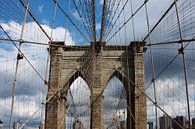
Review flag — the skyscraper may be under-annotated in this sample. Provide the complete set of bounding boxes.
[192,117,195,126]
[147,121,153,129]
[159,115,172,129]
[172,116,186,129]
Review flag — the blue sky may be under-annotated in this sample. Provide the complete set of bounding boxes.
[1,0,195,129]
[24,0,104,43]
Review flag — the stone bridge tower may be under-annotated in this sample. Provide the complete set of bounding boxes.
[45,41,147,129]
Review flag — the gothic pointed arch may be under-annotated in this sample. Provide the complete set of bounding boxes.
[65,74,91,129]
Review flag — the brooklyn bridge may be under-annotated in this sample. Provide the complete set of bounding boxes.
[0,0,195,129]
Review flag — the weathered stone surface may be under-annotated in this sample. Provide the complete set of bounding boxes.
[45,42,147,129]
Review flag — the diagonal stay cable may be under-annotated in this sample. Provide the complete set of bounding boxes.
[143,0,177,42]
[91,0,96,42]
[19,0,51,40]
[107,88,129,129]
[104,0,129,40]
[106,0,148,42]
[83,0,93,34]
[103,0,122,38]
[100,0,115,39]
[103,0,115,29]
[139,41,192,98]
[79,0,93,40]
[115,68,185,129]
[17,49,94,128]
[52,0,90,42]
[0,24,45,81]
[100,0,107,42]
[72,0,92,40]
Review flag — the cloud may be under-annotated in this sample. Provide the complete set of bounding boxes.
[0,93,44,129]
[38,5,43,13]
[1,20,74,45]
[0,44,47,128]
[0,20,75,128]
[96,23,101,30]
[1,0,195,128]
[73,11,81,21]
[41,19,50,26]
[100,0,103,5]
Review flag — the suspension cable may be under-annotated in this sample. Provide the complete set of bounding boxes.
[174,0,191,128]
[9,1,30,128]
[102,0,117,40]
[103,0,123,39]
[143,0,177,42]
[100,0,107,42]
[19,0,51,40]
[52,0,90,42]
[144,1,158,129]
[72,0,91,40]
[129,0,136,41]
[104,0,128,40]
[91,0,96,42]
[138,41,192,103]
[106,0,147,42]
[116,68,185,129]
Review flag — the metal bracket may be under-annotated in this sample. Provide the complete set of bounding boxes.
[17,53,24,60]
[178,47,184,54]
[151,78,155,83]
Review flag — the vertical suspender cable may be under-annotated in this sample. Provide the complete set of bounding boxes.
[44,0,58,85]
[144,1,158,129]
[43,0,58,127]
[64,0,71,45]
[92,0,96,42]
[50,0,58,41]
[122,0,127,44]
[100,0,106,42]
[173,0,191,129]
[116,67,185,129]
[129,0,136,41]
[9,1,30,129]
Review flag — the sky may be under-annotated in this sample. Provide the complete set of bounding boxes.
[0,0,195,129]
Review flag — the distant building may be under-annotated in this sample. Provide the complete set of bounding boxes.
[192,118,195,126]
[13,121,27,129]
[172,116,186,129]
[185,120,190,129]
[73,119,85,129]
[159,115,172,129]
[192,125,195,129]
[119,121,125,129]
[39,121,45,129]
[0,119,3,129]
[147,121,153,129]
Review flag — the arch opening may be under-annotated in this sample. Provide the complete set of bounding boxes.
[103,76,127,129]
[65,76,91,129]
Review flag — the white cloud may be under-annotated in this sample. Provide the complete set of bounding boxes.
[1,0,195,128]
[1,20,74,45]
[96,23,101,30]
[105,0,171,44]
[146,77,195,126]
[38,5,43,13]
[0,95,41,119]
[0,41,47,127]
[0,19,76,128]
[73,11,81,21]
[100,0,103,5]
[42,19,50,26]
